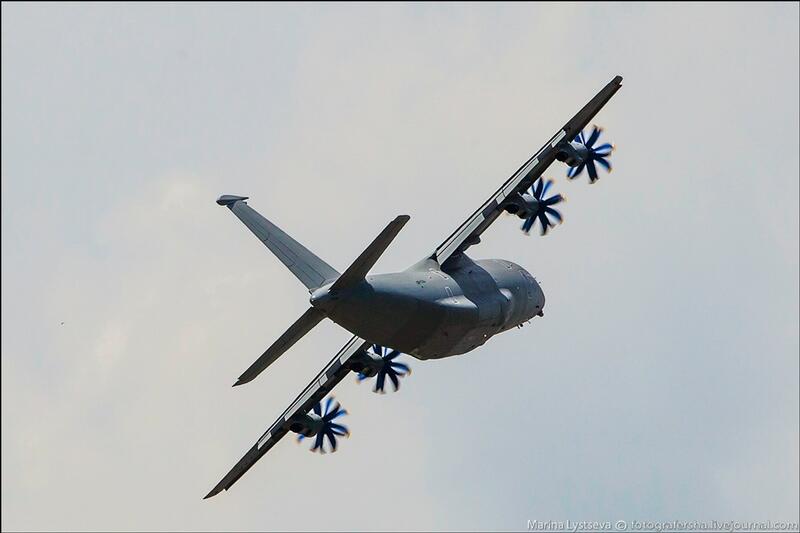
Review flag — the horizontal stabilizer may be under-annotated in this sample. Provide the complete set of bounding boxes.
[217,196,340,291]
[330,215,410,291]
[234,307,326,386]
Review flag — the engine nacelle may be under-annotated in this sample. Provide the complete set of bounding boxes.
[347,347,384,377]
[287,412,324,437]
[503,192,541,219]
[556,140,589,167]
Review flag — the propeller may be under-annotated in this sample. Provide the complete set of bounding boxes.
[357,344,410,393]
[297,396,349,453]
[566,126,614,183]
[521,177,565,236]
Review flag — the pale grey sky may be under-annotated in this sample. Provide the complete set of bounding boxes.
[2,3,798,532]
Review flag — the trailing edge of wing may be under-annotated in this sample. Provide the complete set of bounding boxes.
[431,75,623,265]
[204,335,369,499]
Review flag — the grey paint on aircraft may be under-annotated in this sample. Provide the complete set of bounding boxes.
[310,255,544,359]
[206,75,622,499]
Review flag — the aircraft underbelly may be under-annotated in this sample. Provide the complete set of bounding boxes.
[324,260,543,360]
[410,292,506,360]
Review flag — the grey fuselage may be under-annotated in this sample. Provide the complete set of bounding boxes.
[310,254,545,360]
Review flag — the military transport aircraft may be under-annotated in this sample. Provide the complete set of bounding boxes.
[205,75,622,499]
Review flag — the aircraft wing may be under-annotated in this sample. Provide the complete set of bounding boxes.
[432,75,623,266]
[204,335,369,499]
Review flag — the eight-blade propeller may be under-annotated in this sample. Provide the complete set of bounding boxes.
[297,397,349,453]
[357,344,411,393]
[521,177,565,236]
[566,126,614,183]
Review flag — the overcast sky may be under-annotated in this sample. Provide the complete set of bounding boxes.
[2,3,798,532]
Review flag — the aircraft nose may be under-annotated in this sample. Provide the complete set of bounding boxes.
[533,279,545,317]
[537,287,545,316]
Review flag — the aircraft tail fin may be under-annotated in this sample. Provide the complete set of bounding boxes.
[217,195,340,291]
[330,215,410,291]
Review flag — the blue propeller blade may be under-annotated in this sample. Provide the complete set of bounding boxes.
[540,179,553,198]
[587,160,598,182]
[593,143,613,156]
[390,361,410,374]
[375,372,386,393]
[329,422,349,436]
[312,432,324,452]
[567,163,584,179]
[325,430,337,452]
[537,212,550,235]
[544,207,562,223]
[543,193,563,206]
[325,407,346,422]
[521,217,535,234]
[586,126,601,148]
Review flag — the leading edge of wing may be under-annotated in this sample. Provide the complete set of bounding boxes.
[432,75,623,265]
[204,335,369,499]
